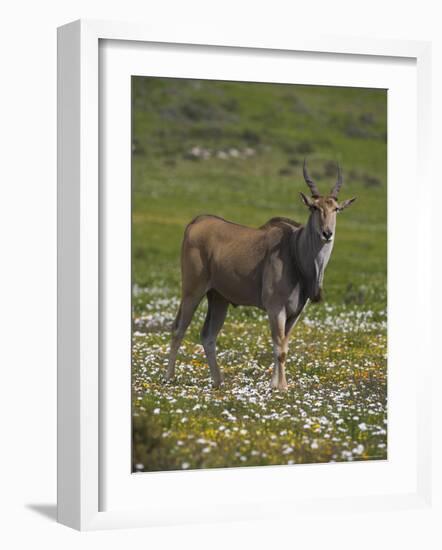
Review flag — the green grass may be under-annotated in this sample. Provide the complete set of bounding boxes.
[131,77,387,472]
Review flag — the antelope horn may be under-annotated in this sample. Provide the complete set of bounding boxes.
[303,159,320,198]
[330,164,343,198]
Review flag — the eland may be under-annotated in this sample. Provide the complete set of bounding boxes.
[166,161,356,390]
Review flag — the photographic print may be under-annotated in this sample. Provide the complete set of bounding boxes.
[131,77,387,472]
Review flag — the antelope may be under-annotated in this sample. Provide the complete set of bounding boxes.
[166,161,356,390]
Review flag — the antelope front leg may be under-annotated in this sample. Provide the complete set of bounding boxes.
[269,309,289,391]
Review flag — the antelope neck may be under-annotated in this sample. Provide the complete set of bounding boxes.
[292,215,334,300]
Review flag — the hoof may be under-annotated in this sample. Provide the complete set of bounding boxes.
[270,380,288,391]
[211,373,224,389]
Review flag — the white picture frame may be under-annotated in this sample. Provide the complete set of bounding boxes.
[57,19,433,531]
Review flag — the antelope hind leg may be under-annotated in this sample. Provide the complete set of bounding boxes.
[200,290,229,388]
[166,293,203,382]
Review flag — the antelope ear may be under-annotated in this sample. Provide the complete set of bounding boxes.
[338,197,356,211]
[300,192,315,209]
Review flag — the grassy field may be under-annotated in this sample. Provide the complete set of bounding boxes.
[131,77,387,472]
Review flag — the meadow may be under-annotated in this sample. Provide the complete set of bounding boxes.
[131,77,387,472]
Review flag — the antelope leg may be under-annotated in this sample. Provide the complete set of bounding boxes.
[166,292,204,381]
[268,308,289,391]
[201,290,229,388]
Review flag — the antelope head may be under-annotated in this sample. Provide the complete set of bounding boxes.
[300,159,356,243]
